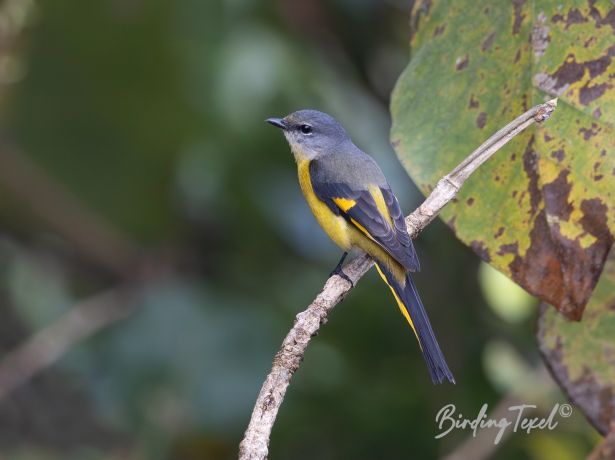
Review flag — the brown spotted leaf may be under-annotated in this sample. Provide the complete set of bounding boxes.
[537,250,615,435]
[391,0,615,319]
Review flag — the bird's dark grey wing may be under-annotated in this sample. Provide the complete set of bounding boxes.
[380,185,420,271]
[310,159,420,272]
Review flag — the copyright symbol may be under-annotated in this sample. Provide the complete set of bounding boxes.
[559,403,573,417]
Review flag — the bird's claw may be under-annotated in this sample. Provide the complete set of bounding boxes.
[330,266,354,288]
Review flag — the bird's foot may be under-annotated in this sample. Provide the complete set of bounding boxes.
[329,266,354,288]
[329,252,354,287]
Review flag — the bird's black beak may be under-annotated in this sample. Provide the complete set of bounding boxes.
[266,117,287,130]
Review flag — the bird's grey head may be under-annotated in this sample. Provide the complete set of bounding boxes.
[266,109,350,160]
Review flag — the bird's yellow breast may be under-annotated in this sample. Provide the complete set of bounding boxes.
[297,159,352,250]
[295,157,405,282]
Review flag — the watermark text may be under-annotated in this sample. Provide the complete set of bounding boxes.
[434,403,572,444]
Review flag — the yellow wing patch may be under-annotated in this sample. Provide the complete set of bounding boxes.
[332,197,356,212]
[368,184,394,228]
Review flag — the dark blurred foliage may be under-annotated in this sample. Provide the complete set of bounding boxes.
[0,1,598,459]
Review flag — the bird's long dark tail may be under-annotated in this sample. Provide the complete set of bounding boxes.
[375,262,455,385]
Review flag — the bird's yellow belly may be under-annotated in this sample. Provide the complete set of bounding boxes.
[297,160,352,250]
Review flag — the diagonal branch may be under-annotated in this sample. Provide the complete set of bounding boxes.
[238,98,558,460]
[0,265,173,403]
[0,145,143,278]
[0,288,135,402]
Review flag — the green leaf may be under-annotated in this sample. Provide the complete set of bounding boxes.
[391,0,615,319]
[537,250,615,435]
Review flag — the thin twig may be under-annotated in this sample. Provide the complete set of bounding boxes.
[0,145,143,278]
[238,98,558,460]
[0,288,135,401]
[0,256,177,403]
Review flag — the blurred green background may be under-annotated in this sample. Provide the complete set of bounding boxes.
[0,1,600,459]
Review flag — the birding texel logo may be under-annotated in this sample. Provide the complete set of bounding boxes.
[434,402,573,444]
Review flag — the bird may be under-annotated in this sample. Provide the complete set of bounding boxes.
[267,109,455,384]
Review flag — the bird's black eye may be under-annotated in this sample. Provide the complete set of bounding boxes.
[299,124,313,135]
